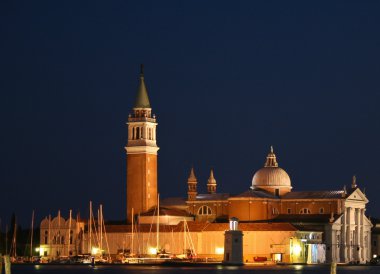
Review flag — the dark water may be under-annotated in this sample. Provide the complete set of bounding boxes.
[9,265,380,274]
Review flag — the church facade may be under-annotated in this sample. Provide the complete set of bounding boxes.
[125,67,372,263]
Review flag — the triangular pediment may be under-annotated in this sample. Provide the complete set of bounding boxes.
[346,188,369,203]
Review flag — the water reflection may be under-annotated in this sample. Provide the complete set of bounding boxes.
[10,264,380,274]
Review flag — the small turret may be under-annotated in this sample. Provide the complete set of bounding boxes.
[187,167,198,201]
[207,169,217,194]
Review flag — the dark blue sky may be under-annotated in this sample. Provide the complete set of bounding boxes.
[1,1,380,227]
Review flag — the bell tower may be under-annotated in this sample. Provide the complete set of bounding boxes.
[125,65,159,223]
[187,167,198,200]
[207,169,217,194]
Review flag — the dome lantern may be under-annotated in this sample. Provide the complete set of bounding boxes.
[251,146,292,196]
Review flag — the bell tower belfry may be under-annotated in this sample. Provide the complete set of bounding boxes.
[125,65,159,223]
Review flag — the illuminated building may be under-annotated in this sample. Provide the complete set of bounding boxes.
[125,65,159,223]
[39,66,373,263]
[39,213,85,258]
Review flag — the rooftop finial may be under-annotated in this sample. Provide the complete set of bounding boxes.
[329,211,335,223]
[342,185,347,197]
[351,175,357,189]
[264,146,278,167]
[140,64,144,77]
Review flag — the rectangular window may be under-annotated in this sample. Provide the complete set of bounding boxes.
[287,208,291,214]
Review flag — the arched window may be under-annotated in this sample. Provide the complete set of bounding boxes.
[299,208,311,214]
[44,231,48,244]
[70,230,73,244]
[319,208,324,214]
[136,127,140,139]
[198,205,212,215]
[275,189,280,196]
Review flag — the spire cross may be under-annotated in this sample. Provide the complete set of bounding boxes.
[140,64,144,76]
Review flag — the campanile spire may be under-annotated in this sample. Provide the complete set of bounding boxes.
[125,65,159,223]
[134,64,151,109]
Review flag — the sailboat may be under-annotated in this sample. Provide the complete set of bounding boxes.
[88,202,111,264]
[9,216,18,263]
[123,193,172,264]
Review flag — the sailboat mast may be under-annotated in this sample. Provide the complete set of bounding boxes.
[100,205,111,261]
[99,204,103,253]
[156,193,159,253]
[68,209,72,256]
[183,218,186,254]
[131,208,134,255]
[48,215,51,255]
[30,210,34,258]
[89,201,92,254]
[12,217,17,257]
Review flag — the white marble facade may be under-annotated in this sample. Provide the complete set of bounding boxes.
[326,188,372,263]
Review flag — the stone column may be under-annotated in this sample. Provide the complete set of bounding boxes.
[335,230,340,263]
[346,207,351,262]
[355,208,360,262]
[340,208,347,263]
[355,208,362,262]
[363,232,368,262]
[360,208,366,262]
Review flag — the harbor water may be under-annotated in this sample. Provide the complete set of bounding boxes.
[9,264,380,274]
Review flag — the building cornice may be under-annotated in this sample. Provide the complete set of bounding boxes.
[125,146,159,155]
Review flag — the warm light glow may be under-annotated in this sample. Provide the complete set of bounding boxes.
[91,247,100,255]
[292,244,302,256]
[215,247,224,254]
[38,247,44,256]
[148,247,158,255]
[273,253,282,262]
[35,247,40,252]
[301,239,307,242]
[374,254,378,259]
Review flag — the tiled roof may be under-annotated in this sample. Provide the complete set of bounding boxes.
[282,190,344,199]
[139,207,193,217]
[195,193,229,201]
[292,224,325,232]
[271,214,342,224]
[233,189,278,199]
[105,224,179,233]
[160,197,187,207]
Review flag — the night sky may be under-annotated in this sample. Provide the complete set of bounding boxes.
[1,1,380,227]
